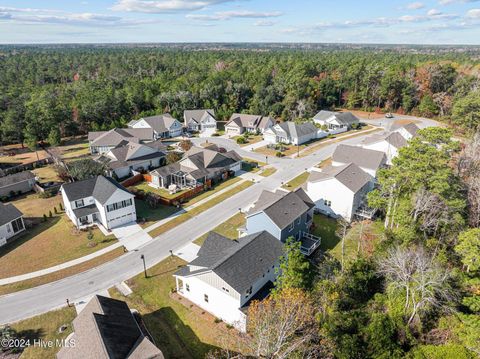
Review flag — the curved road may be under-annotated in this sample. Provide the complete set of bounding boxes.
[0,117,435,324]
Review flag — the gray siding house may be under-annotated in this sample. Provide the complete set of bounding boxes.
[245,188,320,255]
[0,171,36,198]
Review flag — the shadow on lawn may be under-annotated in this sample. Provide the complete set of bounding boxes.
[143,307,220,359]
[0,216,61,258]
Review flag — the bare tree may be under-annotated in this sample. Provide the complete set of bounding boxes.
[378,246,456,326]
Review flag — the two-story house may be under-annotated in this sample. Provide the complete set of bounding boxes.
[174,230,284,332]
[332,144,387,178]
[0,203,25,247]
[396,122,420,141]
[244,188,319,255]
[359,131,407,165]
[61,176,136,230]
[306,163,373,222]
[128,113,183,139]
[184,109,217,136]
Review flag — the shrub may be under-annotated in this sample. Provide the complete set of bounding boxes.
[236,136,247,144]
[275,151,284,158]
[48,210,53,218]
[214,318,222,324]
[54,206,58,214]
[43,214,47,222]
[59,202,63,211]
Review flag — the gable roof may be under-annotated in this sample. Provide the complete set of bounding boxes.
[332,144,387,171]
[0,203,23,226]
[61,176,132,205]
[57,295,163,359]
[308,163,371,193]
[273,122,318,139]
[139,114,179,133]
[177,231,284,293]
[88,128,153,147]
[0,171,35,188]
[247,188,314,230]
[313,110,360,126]
[184,109,216,125]
[361,131,408,149]
[97,142,166,171]
[400,122,420,137]
[226,113,269,130]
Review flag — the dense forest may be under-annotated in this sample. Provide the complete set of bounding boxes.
[1,45,480,147]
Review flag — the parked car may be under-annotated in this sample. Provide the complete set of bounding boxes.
[385,113,394,119]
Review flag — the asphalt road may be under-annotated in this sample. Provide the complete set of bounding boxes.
[0,117,433,324]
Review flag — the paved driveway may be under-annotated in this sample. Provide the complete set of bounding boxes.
[111,223,152,251]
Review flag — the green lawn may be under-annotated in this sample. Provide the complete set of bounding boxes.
[194,212,245,245]
[57,138,90,160]
[0,214,117,279]
[135,199,182,228]
[133,182,190,200]
[182,177,242,207]
[282,172,309,190]
[9,306,76,359]
[233,134,264,147]
[11,192,62,218]
[109,256,243,359]
[311,214,341,252]
[32,165,62,183]
[260,167,277,177]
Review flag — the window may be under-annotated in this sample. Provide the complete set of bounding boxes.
[106,199,133,213]
[75,199,84,208]
[324,200,332,207]
[297,217,301,225]
[222,287,230,293]
[204,294,209,303]
[246,286,253,296]
[186,284,190,292]
[289,222,294,232]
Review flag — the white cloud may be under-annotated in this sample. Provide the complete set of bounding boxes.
[439,0,480,5]
[186,10,282,21]
[407,2,425,9]
[254,20,276,26]
[467,8,480,17]
[112,0,239,13]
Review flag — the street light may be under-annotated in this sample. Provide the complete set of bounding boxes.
[140,254,148,278]
[265,156,268,165]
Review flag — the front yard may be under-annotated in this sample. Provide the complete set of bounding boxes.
[194,212,245,246]
[135,199,182,228]
[110,256,244,359]
[281,171,309,190]
[0,214,117,279]
[233,134,264,147]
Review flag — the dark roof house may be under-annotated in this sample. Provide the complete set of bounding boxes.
[61,176,132,205]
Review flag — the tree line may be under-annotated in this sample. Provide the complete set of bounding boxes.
[1,46,480,148]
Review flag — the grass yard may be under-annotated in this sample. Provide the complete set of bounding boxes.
[133,182,190,200]
[32,164,62,183]
[0,145,49,166]
[0,215,117,279]
[281,172,309,190]
[193,212,245,246]
[233,134,264,147]
[55,138,90,161]
[109,256,244,359]
[11,192,62,218]
[9,306,76,359]
[135,199,182,228]
[149,181,253,238]
[311,214,341,252]
[0,247,125,296]
[259,167,277,177]
[182,177,242,207]
[317,158,332,169]
[254,144,305,157]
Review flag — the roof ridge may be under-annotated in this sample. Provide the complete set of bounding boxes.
[211,232,261,270]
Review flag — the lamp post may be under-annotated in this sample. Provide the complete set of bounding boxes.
[140,254,147,278]
[265,156,268,165]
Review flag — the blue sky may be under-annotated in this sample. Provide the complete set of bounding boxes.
[1,0,480,44]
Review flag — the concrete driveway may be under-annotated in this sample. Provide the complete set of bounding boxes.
[111,222,152,251]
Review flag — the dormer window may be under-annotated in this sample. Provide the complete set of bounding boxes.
[246,286,252,296]
[75,199,84,208]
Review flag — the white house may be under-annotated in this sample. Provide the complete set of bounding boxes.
[174,231,284,332]
[61,176,136,230]
[264,121,321,146]
[95,141,167,179]
[88,128,154,155]
[128,114,183,139]
[0,203,25,247]
[332,144,387,178]
[225,114,274,135]
[313,110,360,131]
[306,163,373,222]
[396,122,420,141]
[359,131,407,165]
[184,109,217,136]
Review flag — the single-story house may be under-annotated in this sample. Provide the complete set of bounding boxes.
[0,171,36,198]
[263,121,320,146]
[245,188,320,255]
[150,147,242,190]
[396,122,420,141]
[306,163,373,222]
[128,113,183,139]
[88,128,154,155]
[359,131,408,165]
[313,110,360,131]
[184,109,217,136]
[225,114,274,135]
[57,295,164,359]
[0,203,25,247]
[95,141,167,179]
[61,175,136,230]
[332,144,387,178]
[174,230,284,332]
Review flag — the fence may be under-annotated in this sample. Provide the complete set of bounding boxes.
[0,158,53,177]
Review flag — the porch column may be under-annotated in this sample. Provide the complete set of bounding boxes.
[175,277,179,292]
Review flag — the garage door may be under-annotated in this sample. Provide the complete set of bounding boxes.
[108,213,135,229]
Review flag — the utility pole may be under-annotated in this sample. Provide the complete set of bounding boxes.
[140,254,148,278]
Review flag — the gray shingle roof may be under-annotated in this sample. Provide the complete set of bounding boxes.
[313,110,360,126]
[88,128,153,147]
[97,142,166,170]
[273,122,317,139]
[401,122,420,137]
[226,113,272,130]
[0,203,23,226]
[0,171,35,188]
[57,295,163,359]
[140,114,179,133]
[332,144,387,171]
[184,109,216,125]
[361,131,408,148]
[247,189,314,230]
[177,231,284,293]
[61,176,132,205]
[308,163,371,193]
